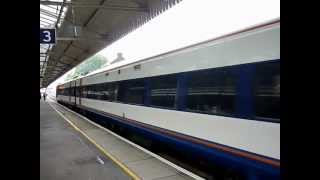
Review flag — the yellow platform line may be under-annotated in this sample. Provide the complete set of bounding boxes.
[48,103,141,180]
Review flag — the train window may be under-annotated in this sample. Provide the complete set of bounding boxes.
[150,75,177,108]
[93,84,101,99]
[118,79,145,105]
[82,83,116,101]
[65,88,68,96]
[105,83,117,101]
[254,61,280,121]
[87,85,96,99]
[82,86,87,98]
[186,68,237,116]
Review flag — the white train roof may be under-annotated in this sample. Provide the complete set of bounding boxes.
[61,18,280,86]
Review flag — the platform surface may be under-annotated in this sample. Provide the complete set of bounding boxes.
[40,100,130,180]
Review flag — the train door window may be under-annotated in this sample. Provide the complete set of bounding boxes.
[118,79,145,105]
[76,86,80,97]
[66,87,69,96]
[186,67,237,116]
[62,88,65,96]
[254,61,280,122]
[150,74,177,109]
[82,86,87,98]
[67,87,71,96]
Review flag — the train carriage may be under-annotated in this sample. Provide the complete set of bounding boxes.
[57,19,280,180]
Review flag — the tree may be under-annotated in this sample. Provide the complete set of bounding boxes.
[64,54,108,81]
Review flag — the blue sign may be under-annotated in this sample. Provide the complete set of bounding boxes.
[40,29,56,44]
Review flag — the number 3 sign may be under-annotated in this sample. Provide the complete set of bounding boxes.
[40,29,56,44]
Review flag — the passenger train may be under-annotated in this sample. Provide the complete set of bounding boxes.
[57,19,280,180]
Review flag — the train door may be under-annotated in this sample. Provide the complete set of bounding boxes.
[75,79,81,106]
[74,80,77,106]
[68,82,71,103]
[79,78,82,106]
[71,81,76,105]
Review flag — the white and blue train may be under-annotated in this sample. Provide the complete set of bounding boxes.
[57,19,280,180]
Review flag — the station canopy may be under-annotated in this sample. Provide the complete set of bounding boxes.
[40,0,183,88]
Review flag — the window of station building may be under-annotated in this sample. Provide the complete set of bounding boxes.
[150,74,177,109]
[118,79,145,105]
[254,61,280,122]
[186,67,237,116]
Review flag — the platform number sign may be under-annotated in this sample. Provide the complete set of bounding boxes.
[40,29,56,44]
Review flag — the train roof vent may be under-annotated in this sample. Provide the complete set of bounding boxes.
[134,64,141,70]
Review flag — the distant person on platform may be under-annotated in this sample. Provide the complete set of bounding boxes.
[43,93,47,101]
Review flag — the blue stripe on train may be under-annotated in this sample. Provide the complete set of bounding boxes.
[71,103,280,180]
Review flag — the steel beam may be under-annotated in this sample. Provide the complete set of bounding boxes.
[40,8,59,18]
[40,1,148,12]
[55,0,66,28]
[40,15,56,22]
[56,36,108,41]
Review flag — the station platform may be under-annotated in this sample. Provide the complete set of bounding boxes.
[40,100,130,180]
[40,99,202,180]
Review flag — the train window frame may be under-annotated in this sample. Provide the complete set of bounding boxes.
[149,74,178,109]
[185,66,237,117]
[253,60,280,123]
[117,78,145,105]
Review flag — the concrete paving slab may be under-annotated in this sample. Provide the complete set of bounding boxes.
[126,158,178,180]
[40,101,130,180]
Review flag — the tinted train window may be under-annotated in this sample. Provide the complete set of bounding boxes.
[66,88,69,96]
[66,88,71,96]
[87,85,96,99]
[95,83,117,101]
[118,79,144,105]
[186,68,237,116]
[102,83,117,101]
[254,61,280,121]
[82,86,88,98]
[150,75,177,108]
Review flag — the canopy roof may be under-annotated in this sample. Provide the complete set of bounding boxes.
[40,0,183,88]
